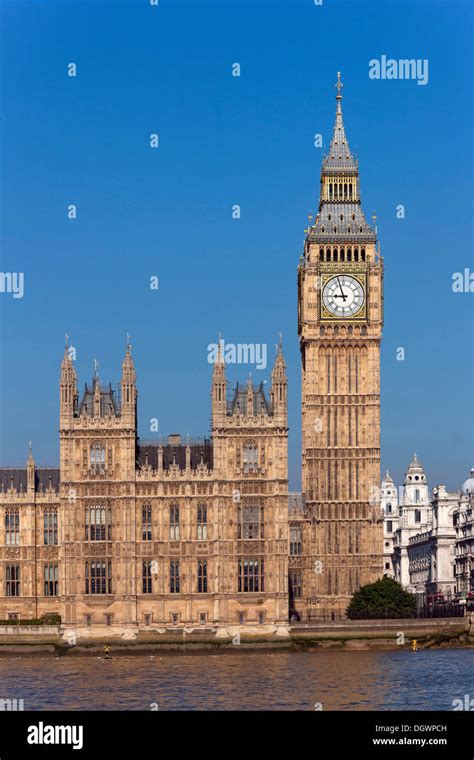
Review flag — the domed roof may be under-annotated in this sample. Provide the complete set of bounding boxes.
[404,453,426,485]
[461,468,474,496]
[407,453,423,472]
[381,470,394,485]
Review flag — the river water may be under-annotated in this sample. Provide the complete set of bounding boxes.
[0,650,472,711]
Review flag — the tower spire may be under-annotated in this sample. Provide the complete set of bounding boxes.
[61,333,72,368]
[216,333,225,366]
[27,441,35,493]
[60,335,78,418]
[121,340,137,419]
[271,336,287,423]
[304,72,376,241]
[322,71,357,174]
[211,334,226,425]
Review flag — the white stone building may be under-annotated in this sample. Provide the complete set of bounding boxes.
[454,468,474,602]
[407,484,458,605]
[381,471,398,577]
[392,454,432,589]
[385,460,473,610]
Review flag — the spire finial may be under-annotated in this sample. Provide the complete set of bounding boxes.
[276,331,283,355]
[216,333,225,365]
[335,71,343,99]
[126,333,131,354]
[94,358,99,377]
[65,333,69,348]
[28,440,32,453]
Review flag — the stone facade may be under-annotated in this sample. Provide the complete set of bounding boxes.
[0,342,289,632]
[388,461,473,606]
[392,455,432,589]
[454,470,474,601]
[406,484,458,605]
[0,74,388,629]
[381,471,399,578]
[297,73,384,618]
[0,459,61,622]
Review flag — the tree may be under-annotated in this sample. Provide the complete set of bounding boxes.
[346,576,417,619]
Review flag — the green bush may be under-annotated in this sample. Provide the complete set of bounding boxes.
[0,614,61,626]
[42,613,61,625]
[347,576,417,619]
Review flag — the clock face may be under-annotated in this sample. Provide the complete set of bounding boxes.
[322,275,365,317]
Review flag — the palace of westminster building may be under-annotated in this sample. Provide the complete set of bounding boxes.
[1,75,467,634]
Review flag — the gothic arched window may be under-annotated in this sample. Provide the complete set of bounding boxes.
[243,442,258,473]
[44,564,59,597]
[142,504,152,541]
[43,509,58,546]
[91,443,105,469]
[5,509,19,546]
[85,506,111,541]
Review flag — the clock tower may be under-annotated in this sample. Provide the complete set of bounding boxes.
[297,73,383,619]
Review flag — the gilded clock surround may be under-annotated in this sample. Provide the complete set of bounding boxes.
[320,272,367,321]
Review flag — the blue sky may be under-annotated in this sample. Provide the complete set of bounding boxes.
[0,0,472,491]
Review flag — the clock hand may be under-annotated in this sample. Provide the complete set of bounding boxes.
[336,277,347,301]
